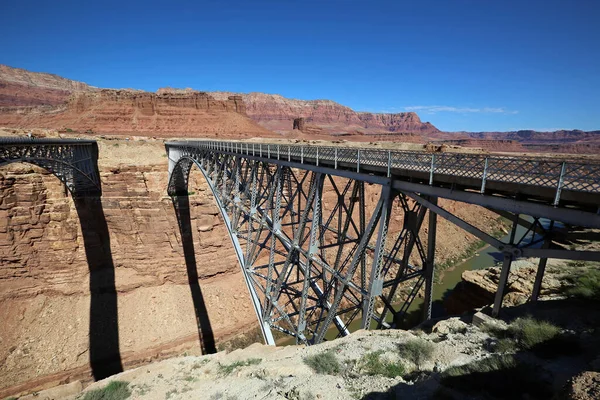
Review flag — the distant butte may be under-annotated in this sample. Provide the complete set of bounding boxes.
[0,64,598,154]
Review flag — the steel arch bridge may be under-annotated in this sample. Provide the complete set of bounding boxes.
[0,138,101,197]
[166,140,600,346]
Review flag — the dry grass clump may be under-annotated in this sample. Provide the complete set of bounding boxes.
[217,358,262,375]
[83,381,131,400]
[397,339,435,370]
[303,351,341,375]
[566,268,600,301]
[359,350,405,378]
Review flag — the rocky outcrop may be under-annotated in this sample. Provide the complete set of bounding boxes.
[210,91,440,135]
[293,117,305,131]
[562,372,600,400]
[443,257,599,315]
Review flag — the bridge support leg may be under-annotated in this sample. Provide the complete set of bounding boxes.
[531,221,554,302]
[492,253,514,317]
[492,216,518,317]
[531,257,548,303]
[423,197,438,321]
[361,185,393,329]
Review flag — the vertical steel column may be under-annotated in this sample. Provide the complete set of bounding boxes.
[531,221,554,302]
[263,167,283,321]
[492,216,519,317]
[423,196,437,321]
[361,185,393,329]
[297,173,324,343]
[359,182,367,303]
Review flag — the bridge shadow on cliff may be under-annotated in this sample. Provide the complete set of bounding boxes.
[74,196,123,380]
[171,194,216,354]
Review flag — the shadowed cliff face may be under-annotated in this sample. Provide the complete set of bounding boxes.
[73,196,123,380]
[0,162,257,396]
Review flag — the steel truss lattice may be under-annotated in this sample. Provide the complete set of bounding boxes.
[0,138,101,197]
[166,141,600,346]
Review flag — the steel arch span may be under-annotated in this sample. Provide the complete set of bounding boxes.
[0,138,102,197]
[166,140,600,346]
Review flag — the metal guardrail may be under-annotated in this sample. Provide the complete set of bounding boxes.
[167,140,600,203]
[0,137,97,145]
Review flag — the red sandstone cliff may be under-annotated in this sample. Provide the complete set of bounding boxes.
[0,87,273,138]
[209,91,439,135]
[0,65,273,137]
[0,64,93,107]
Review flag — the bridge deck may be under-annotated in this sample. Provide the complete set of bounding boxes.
[166,140,600,215]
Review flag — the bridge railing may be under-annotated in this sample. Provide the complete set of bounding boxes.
[167,140,600,200]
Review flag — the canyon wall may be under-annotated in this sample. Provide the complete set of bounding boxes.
[0,64,93,107]
[209,92,439,135]
[0,89,274,138]
[0,159,257,396]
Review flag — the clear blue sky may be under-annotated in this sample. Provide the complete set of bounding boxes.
[1,0,599,132]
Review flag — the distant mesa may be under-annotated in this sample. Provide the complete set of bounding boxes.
[209,91,440,136]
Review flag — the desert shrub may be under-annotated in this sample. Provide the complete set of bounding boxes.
[480,321,508,338]
[493,338,518,353]
[566,269,600,301]
[360,350,405,378]
[507,317,560,350]
[398,339,435,370]
[442,355,552,399]
[303,351,341,375]
[444,355,516,377]
[83,381,131,400]
[482,317,561,353]
[218,358,262,375]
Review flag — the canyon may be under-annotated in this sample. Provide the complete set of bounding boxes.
[0,130,509,397]
[1,64,599,398]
